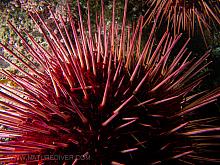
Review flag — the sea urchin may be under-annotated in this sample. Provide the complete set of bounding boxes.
[144,0,220,46]
[0,0,220,164]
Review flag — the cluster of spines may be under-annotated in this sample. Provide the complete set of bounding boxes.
[144,0,220,46]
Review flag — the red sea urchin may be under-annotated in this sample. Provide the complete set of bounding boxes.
[0,0,220,164]
[144,0,220,46]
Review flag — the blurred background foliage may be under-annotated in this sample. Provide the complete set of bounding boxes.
[0,0,220,90]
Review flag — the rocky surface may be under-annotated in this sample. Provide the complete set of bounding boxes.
[0,58,9,68]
